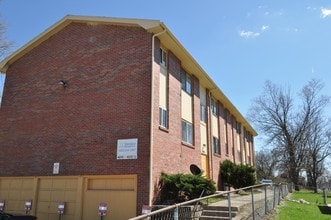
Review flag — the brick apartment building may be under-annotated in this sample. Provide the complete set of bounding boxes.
[0,15,256,219]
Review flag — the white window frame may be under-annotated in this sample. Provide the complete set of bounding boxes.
[159,107,168,128]
[160,48,167,67]
[211,98,218,115]
[180,69,192,95]
[213,136,220,154]
[200,104,207,123]
[181,120,193,145]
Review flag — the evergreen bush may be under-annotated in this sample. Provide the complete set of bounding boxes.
[220,160,256,190]
[155,172,216,204]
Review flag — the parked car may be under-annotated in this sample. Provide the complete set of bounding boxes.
[0,212,37,220]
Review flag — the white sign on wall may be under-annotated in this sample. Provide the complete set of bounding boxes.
[53,162,60,174]
[117,138,138,160]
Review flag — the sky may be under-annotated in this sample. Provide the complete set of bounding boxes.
[0,0,331,150]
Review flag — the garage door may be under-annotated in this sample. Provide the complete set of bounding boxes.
[0,178,34,213]
[36,177,78,220]
[82,175,137,220]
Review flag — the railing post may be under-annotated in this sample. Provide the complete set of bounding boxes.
[273,185,276,208]
[251,188,255,220]
[278,185,281,205]
[264,185,267,214]
[228,192,232,220]
[174,206,179,220]
[323,188,327,205]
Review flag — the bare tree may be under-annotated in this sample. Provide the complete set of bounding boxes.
[0,20,10,58]
[255,149,278,180]
[0,14,10,105]
[305,116,331,192]
[249,79,330,191]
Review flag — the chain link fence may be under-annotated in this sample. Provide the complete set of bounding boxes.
[129,183,292,220]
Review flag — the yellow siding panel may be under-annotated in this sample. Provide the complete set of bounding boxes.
[105,179,122,190]
[0,178,34,214]
[181,91,192,123]
[38,190,51,201]
[51,191,65,201]
[118,178,135,190]
[83,175,137,220]
[10,180,22,189]
[64,191,77,202]
[200,124,208,154]
[0,179,11,189]
[0,175,137,219]
[159,67,167,108]
[88,179,106,190]
[200,85,206,105]
[212,115,219,137]
[39,179,53,190]
[52,179,67,189]
[65,179,77,189]
[22,179,34,189]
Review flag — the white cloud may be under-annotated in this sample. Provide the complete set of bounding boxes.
[321,8,331,18]
[285,27,300,32]
[240,30,260,39]
[307,6,317,11]
[239,25,269,39]
[261,25,269,32]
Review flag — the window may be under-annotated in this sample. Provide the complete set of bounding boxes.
[160,48,167,67]
[237,150,241,163]
[181,120,193,145]
[200,105,207,123]
[180,69,192,95]
[224,110,229,155]
[211,99,217,115]
[213,136,220,154]
[159,107,168,128]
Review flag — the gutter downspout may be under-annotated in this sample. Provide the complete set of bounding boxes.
[149,27,166,205]
[208,91,214,180]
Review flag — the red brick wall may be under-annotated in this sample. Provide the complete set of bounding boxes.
[151,47,203,201]
[0,22,153,213]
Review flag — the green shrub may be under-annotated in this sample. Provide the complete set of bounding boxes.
[220,159,235,187]
[155,172,216,204]
[220,160,256,189]
[230,164,256,189]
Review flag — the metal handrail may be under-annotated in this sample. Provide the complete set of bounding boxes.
[129,183,285,220]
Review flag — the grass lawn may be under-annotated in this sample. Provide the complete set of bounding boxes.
[275,190,331,220]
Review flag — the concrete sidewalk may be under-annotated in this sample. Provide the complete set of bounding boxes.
[207,189,275,219]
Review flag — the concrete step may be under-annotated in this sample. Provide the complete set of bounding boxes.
[204,205,239,212]
[202,210,236,217]
[199,216,232,220]
[200,205,238,220]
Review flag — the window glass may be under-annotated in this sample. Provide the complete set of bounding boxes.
[186,74,192,94]
[200,105,206,123]
[181,120,186,141]
[181,71,186,91]
[187,122,193,144]
[159,107,167,128]
[213,136,220,154]
[182,120,193,145]
[160,48,167,67]
[180,69,192,95]
[211,99,218,115]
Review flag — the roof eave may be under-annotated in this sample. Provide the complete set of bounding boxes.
[157,24,258,136]
[0,15,162,72]
[0,15,257,136]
